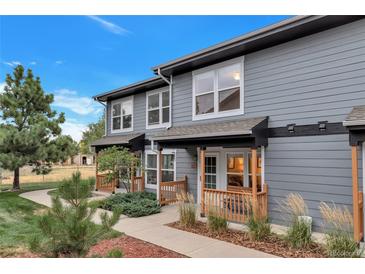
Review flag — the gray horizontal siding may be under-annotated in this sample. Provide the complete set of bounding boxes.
[175,147,198,199]
[171,19,365,128]
[266,135,362,231]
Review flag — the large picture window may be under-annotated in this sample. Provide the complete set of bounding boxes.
[193,58,244,120]
[111,97,133,132]
[146,90,170,129]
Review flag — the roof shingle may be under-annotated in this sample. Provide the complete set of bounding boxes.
[151,117,267,141]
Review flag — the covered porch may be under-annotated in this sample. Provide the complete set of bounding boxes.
[91,133,146,193]
[153,116,269,222]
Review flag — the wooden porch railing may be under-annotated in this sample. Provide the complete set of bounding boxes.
[159,176,188,205]
[131,175,145,193]
[202,184,268,223]
[96,174,116,193]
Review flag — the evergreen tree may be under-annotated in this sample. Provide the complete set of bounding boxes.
[0,65,77,190]
[29,171,121,257]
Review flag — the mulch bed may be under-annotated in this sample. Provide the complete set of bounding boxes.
[167,221,327,258]
[88,235,187,258]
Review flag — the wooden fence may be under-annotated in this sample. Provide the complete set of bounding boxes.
[159,176,188,205]
[131,175,145,192]
[96,174,116,193]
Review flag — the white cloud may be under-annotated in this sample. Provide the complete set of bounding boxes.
[0,82,5,94]
[3,61,21,67]
[52,89,102,115]
[29,61,37,65]
[87,16,130,35]
[60,121,88,142]
[55,60,64,65]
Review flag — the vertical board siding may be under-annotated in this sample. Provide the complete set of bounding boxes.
[266,135,362,231]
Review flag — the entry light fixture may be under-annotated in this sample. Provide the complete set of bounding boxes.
[287,123,295,133]
[318,121,328,131]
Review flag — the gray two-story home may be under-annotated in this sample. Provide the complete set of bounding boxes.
[92,15,365,241]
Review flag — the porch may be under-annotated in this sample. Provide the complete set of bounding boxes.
[153,116,269,222]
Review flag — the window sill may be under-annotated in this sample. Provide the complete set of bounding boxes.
[192,109,244,121]
[146,123,171,130]
[110,128,134,134]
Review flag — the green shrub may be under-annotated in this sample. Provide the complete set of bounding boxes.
[177,192,196,227]
[106,248,124,258]
[286,219,312,248]
[100,191,160,217]
[247,217,271,241]
[278,193,312,248]
[207,208,228,233]
[319,202,362,258]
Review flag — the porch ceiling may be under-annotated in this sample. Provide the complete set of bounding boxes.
[152,116,268,148]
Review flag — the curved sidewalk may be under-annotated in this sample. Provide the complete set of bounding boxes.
[20,189,276,258]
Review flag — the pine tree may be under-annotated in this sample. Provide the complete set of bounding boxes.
[0,65,77,190]
[29,171,121,257]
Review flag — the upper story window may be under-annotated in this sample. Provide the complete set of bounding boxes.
[111,97,133,133]
[193,57,244,121]
[146,89,170,129]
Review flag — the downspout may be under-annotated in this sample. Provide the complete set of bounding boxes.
[95,99,107,137]
[157,68,173,129]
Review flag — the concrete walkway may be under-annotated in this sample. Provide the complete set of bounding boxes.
[20,189,276,258]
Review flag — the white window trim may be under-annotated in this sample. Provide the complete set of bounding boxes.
[192,56,244,121]
[146,89,171,130]
[110,96,134,134]
[144,149,176,189]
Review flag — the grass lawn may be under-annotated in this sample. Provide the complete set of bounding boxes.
[0,182,61,257]
[0,181,121,257]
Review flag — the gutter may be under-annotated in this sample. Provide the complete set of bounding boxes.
[95,99,107,137]
[157,68,173,129]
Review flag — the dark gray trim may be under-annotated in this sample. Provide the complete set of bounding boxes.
[152,16,363,76]
[93,77,168,102]
[94,134,146,153]
[268,122,348,138]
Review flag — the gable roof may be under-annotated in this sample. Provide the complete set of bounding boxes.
[93,16,363,102]
[152,16,363,76]
[93,76,167,102]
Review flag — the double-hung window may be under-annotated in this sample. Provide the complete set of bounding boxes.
[146,89,170,129]
[144,150,176,188]
[111,97,133,132]
[193,57,244,120]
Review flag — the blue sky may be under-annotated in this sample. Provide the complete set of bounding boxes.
[0,15,289,141]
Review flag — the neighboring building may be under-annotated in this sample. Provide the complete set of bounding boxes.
[91,16,365,241]
[64,154,95,166]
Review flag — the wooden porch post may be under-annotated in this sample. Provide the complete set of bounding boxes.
[95,151,99,191]
[251,148,258,218]
[131,159,135,193]
[158,148,163,204]
[200,147,206,217]
[351,145,360,242]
